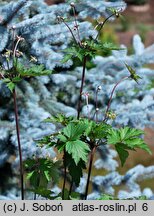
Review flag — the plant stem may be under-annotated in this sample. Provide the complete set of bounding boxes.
[95,13,115,41]
[13,88,24,200]
[68,179,73,199]
[103,76,128,121]
[62,149,67,200]
[95,89,99,122]
[68,56,87,197]
[72,6,81,45]
[77,55,87,119]
[63,20,78,45]
[84,145,97,200]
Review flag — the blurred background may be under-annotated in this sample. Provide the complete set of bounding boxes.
[0,0,154,199]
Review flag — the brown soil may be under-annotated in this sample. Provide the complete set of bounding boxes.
[117,0,154,47]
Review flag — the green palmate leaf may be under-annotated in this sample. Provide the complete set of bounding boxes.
[27,170,39,188]
[84,120,94,137]
[119,127,143,140]
[115,144,129,166]
[125,63,142,84]
[61,54,73,63]
[69,192,80,200]
[6,82,16,92]
[66,153,86,186]
[77,118,111,140]
[25,158,61,189]
[44,170,50,182]
[3,78,11,83]
[66,140,90,165]
[101,42,121,51]
[63,122,87,141]
[98,193,117,200]
[26,171,35,180]
[57,134,68,143]
[44,113,74,125]
[91,123,111,140]
[31,187,55,200]
[125,138,151,154]
[107,127,151,166]
[16,63,52,77]
[50,160,61,183]
[36,135,57,148]
[3,78,16,92]
[106,128,120,144]
[12,76,22,82]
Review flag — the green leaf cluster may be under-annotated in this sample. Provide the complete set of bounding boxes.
[98,194,147,200]
[61,39,122,63]
[24,158,61,189]
[107,127,152,166]
[2,62,52,92]
[125,63,142,84]
[15,63,52,78]
[38,115,113,187]
[37,113,151,191]
[44,113,74,126]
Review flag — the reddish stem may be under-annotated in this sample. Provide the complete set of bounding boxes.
[62,149,67,200]
[13,88,24,200]
[103,76,129,121]
[84,145,97,200]
[77,56,87,119]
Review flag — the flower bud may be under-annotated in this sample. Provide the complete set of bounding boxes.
[70,2,75,7]
[97,86,102,91]
[96,108,99,112]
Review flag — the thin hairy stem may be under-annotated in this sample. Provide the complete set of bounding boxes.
[63,20,78,45]
[84,145,97,200]
[77,56,87,119]
[12,28,16,52]
[34,171,40,200]
[95,89,99,122]
[103,76,129,121]
[62,149,67,200]
[95,13,116,41]
[68,180,73,199]
[13,89,24,200]
[6,59,10,71]
[72,6,81,45]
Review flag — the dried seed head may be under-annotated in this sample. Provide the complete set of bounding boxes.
[57,16,64,23]
[97,86,102,91]
[12,25,16,30]
[96,108,99,112]
[16,35,24,41]
[115,11,119,18]
[53,157,58,163]
[81,41,87,48]
[70,2,75,7]
[2,49,12,58]
[106,111,117,120]
[30,55,37,63]
[15,50,23,57]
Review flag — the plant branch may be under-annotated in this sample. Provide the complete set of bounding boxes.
[95,13,116,41]
[77,55,87,119]
[62,149,67,200]
[68,179,73,199]
[72,6,81,45]
[13,88,24,200]
[62,19,78,45]
[84,145,97,200]
[103,76,129,121]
